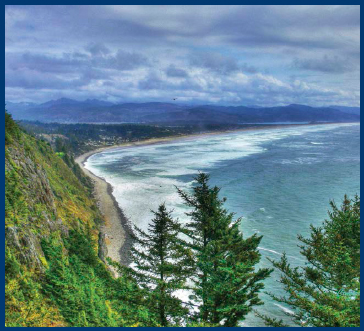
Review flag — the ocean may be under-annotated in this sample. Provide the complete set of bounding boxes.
[85,123,360,326]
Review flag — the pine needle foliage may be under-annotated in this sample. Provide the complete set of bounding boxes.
[177,173,272,326]
[41,230,154,327]
[260,195,360,327]
[127,204,192,326]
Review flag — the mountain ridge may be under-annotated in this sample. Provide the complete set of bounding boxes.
[6,99,360,124]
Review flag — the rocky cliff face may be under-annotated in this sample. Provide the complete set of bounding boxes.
[6,145,57,211]
[6,143,56,272]
[5,133,94,273]
[5,112,106,326]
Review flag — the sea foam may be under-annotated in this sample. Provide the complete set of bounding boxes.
[85,123,357,232]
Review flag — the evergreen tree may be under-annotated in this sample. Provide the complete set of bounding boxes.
[128,204,191,326]
[260,195,360,327]
[177,173,272,326]
[5,109,21,144]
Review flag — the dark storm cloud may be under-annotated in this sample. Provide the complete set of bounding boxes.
[7,52,85,73]
[240,64,258,74]
[6,47,149,74]
[5,5,360,106]
[165,65,189,78]
[190,53,258,75]
[5,46,151,91]
[190,53,240,75]
[102,50,150,71]
[6,6,359,53]
[5,5,171,50]
[5,69,83,90]
[211,5,360,52]
[138,72,164,90]
[292,55,358,74]
[85,42,111,56]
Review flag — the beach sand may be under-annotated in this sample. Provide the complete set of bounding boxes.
[75,131,250,265]
[75,153,134,266]
[75,122,349,266]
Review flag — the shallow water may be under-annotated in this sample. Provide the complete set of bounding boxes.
[86,123,360,326]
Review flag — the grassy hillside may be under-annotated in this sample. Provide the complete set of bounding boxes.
[5,111,156,327]
[6,110,359,327]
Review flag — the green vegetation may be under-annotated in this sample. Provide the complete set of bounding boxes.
[5,111,21,145]
[121,204,192,326]
[19,120,265,156]
[177,173,272,326]
[5,110,153,326]
[5,110,360,327]
[259,195,360,327]
[41,230,153,327]
[53,138,93,190]
[19,121,196,156]
[6,110,96,326]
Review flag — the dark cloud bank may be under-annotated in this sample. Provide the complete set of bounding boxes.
[5,5,360,106]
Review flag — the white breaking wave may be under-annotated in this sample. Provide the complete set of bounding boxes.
[85,123,357,232]
[83,123,358,327]
[258,246,282,256]
[258,246,305,262]
[274,303,295,316]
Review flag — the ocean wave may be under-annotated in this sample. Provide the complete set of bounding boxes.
[258,246,305,262]
[85,123,354,232]
[258,246,282,256]
[274,303,295,316]
[279,157,320,165]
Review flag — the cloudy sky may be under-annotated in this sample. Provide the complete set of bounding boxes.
[5,5,360,106]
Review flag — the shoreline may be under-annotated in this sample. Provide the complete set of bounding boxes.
[75,121,359,162]
[75,122,358,266]
[75,153,134,266]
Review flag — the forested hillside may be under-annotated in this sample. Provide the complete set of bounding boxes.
[5,110,360,327]
[19,121,265,156]
[5,111,271,327]
[5,111,154,326]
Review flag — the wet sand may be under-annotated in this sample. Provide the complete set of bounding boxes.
[75,122,350,266]
[75,153,134,266]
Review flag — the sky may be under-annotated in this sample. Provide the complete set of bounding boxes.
[5,5,360,106]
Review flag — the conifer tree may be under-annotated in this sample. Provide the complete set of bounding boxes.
[128,204,192,326]
[260,195,360,327]
[177,173,272,326]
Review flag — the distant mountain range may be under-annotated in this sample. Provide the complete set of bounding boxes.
[329,105,361,116]
[6,98,360,124]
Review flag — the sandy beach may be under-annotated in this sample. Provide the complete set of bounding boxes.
[75,122,353,266]
[75,129,261,265]
[75,133,227,264]
[75,153,134,266]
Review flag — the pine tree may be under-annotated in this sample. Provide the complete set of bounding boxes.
[5,109,21,144]
[177,173,272,326]
[260,195,360,327]
[128,204,191,326]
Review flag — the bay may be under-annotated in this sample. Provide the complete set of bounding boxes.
[85,123,360,326]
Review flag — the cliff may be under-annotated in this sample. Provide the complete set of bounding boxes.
[5,111,153,327]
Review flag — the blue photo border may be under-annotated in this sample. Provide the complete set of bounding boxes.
[2,3,362,329]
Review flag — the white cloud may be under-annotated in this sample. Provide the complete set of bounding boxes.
[5,5,360,106]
